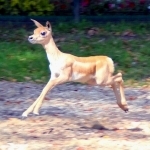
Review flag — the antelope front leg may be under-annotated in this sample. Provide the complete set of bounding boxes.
[22,75,69,117]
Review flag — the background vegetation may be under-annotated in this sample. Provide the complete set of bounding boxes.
[0,21,149,86]
[0,0,54,16]
[0,0,150,16]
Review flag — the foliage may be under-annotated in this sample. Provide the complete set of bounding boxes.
[0,0,54,16]
[0,0,150,16]
[81,0,150,15]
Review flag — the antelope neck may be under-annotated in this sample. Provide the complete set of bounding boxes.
[43,37,62,64]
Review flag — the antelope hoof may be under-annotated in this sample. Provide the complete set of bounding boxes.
[33,110,39,116]
[21,111,30,118]
[118,103,129,113]
[124,108,129,113]
[122,105,129,113]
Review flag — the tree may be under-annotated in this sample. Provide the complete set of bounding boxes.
[73,0,81,22]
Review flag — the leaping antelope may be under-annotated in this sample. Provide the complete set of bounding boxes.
[22,19,128,117]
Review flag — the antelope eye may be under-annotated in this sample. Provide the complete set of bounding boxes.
[41,32,46,36]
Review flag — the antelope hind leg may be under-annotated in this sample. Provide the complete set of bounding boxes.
[111,73,128,112]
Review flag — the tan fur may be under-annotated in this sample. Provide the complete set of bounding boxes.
[22,19,128,117]
[73,56,107,74]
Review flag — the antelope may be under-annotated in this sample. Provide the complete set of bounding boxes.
[22,19,128,117]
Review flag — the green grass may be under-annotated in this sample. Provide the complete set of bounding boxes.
[0,42,49,82]
[0,21,150,86]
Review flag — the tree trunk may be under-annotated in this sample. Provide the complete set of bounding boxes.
[73,0,80,22]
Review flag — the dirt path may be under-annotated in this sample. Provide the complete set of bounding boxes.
[0,81,150,150]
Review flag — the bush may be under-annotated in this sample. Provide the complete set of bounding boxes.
[0,0,54,16]
[81,0,150,15]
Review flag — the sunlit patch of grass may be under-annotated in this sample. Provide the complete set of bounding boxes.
[0,42,49,82]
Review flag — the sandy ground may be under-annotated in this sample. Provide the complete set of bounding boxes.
[0,81,150,150]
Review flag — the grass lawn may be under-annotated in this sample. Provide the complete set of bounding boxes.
[0,21,150,86]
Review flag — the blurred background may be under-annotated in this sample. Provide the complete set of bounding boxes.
[0,0,150,86]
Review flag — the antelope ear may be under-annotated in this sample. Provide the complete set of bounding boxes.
[31,19,43,27]
[46,21,51,31]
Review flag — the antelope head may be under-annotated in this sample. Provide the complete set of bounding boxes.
[28,19,52,45]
